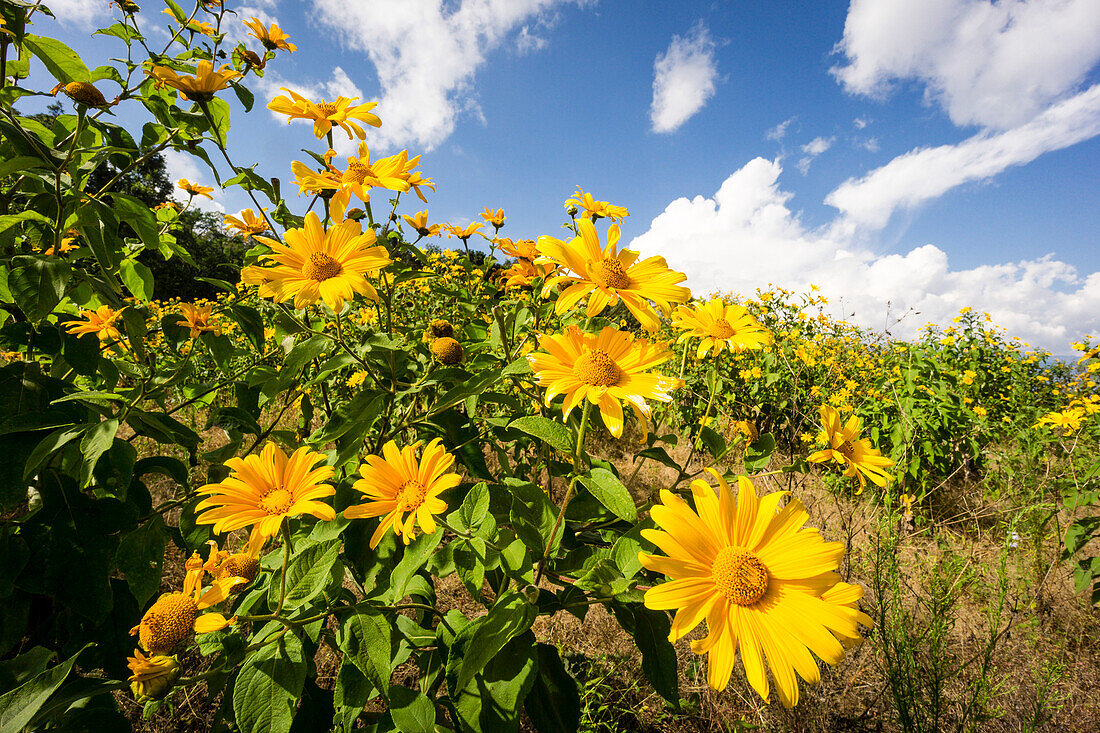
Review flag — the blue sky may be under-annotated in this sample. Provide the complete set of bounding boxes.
[27,0,1100,351]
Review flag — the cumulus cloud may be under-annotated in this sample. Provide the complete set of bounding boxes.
[163,150,225,215]
[796,136,834,174]
[309,0,581,151]
[43,0,107,29]
[765,117,795,141]
[827,83,1100,228]
[649,22,719,133]
[630,158,1100,351]
[832,0,1100,130]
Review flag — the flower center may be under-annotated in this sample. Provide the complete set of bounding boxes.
[139,592,198,652]
[837,440,855,459]
[711,318,735,339]
[318,102,339,116]
[220,555,260,584]
[711,547,769,606]
[573,348,621,387]
[398,480,428,511]
[345,159,370,185]
[258,488,294,515]
[302,252,343,282]
[589,258,630,290]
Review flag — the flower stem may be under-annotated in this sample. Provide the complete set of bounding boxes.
[536,401,591,583]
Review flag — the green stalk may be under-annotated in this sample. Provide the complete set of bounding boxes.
[536,401,591,583]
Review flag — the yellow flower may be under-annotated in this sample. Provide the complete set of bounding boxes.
[268,89,382,140]
[177,178,214,200]
[180,303,218,338]
[242,212,391,311]
[640,470,872,705]
[65,305,123,342]
[807,405,894,492]
[527,325,683,438]
[961,369,977,385]
[672,298,772,358]
[497,259,553,290]
[204,526,267,589]
[243,17,296,52]
[195,442,337,538]
[480,207,506,227]
[147,61,242,102]
[346,370,368,388]
[444,222,485,241]
[224,208,269,237]
[403,210,441,238]
[51,81,111,107]
[1035,408,1083,436]
[430,337,464,364]
[564,188,629,222]
[130,553,243,652]
[498,238,540,261]
[345,439,459,548]
[127,651,180,702]
[537,218,690,332]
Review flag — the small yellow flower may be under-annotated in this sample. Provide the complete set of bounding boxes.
[403,210,441,238]
[66,306,123,343]
[177,178,214,200]
[127,651,181,702]
[268,89,381,140]
[807,405,894,492]
[444,222,485,241]
[480,207,506,227]
[180,303,218,338]
[243,17,296,52]
[224,208,268,237]
[148,61,242,102]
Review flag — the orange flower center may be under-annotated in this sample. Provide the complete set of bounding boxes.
[258,488,294,515]
[345,159,371,185]
[710,318,735,339]
[837,439,855,459]
[711,547,769,606]
[398,480,428,511]
[573,348,621,387]
[589,258,630,290]
[139,592,198,652]
[302,252,343,282]
[317,102,339,116]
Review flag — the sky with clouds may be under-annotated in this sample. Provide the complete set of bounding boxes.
[25,0,1100,353]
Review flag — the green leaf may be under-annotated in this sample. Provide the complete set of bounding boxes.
[119,259,154,301]
[698,425,728,461]
[501,357,532,376]
[387,529,444,603]
[116,516,168,607]
[22,35,92,84]
[110,193,159,251]
[0,210,53,238]
[389,685,435,733]
[22,425,85,481]
[163,0,187,22]
[430,369,501,416]
[450,631,537,733]
[456,482,489,533]
[132,456,190,488]
[453,590,537,692]
[337,606,392,701]
[281,335,333,379]
[0,645,91,733]
[233,625,306,733]
[509,416,573,454]
[228,305,265,350]
[271,539,342,611]
[613,604,679,708]
[8,256,70,322]
[524,643,580,733]
[745,432,776,473]
[79,418,118,487]
[578,467,637,521]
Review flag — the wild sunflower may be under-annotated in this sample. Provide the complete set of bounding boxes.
[498,238,540,261]
[177,178,213,199]
[480,207,506,228]
[564,188,629,223]
[405,169,435,203]
[345,438,458,548]
[241,211,391,311]
[444,222,484,241]
[497,259,553,290]
[127,651,180,702]
[243,17,296,52]
[130,552,244,653]
[179,303,218,338]
[331,144,411,203]
[537,218,690,332]
[195,442,336,538]
[268,89,381,140]
[403,210,441,238]
[640,470,872,706]
[672,298,772,358]
[147,60,242,102]
[223,208,268,238]
[807,405,894,492]
[65,305,123,342]
[204,526,267,589]
[527,325,682,438]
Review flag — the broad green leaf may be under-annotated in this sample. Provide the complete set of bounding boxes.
[337,606,392,701]
[271,539,342,610]
[387,529,444,603]
[745,432,776,473]
[389,685,435,733]
[0,644,90,733]
[22,35,92,84]
[578,467,637,521]
[233,625,306,733]
[524,644,580,733]
[453,590,537,692]
[116,515,168,606]
[509,416,573,454]
[79,418,118,487]
[456,482,489,533]
[121,259,154,302]
[8,257,70,323]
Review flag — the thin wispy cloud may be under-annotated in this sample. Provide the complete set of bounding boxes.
[650,22,719,133]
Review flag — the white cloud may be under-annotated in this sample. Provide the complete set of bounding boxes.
[796,135,834,174]
[43,0,107,29]
[649,22,719,133]
[310,0,581,151]
[163,149,225,214]
[832,0,1100,130]
[853,116,870,129]
[859,137,880,152]
[630,157,1100,351]
[826,83,1100,228]
[516,25,548,54]
[766,117,795,141]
